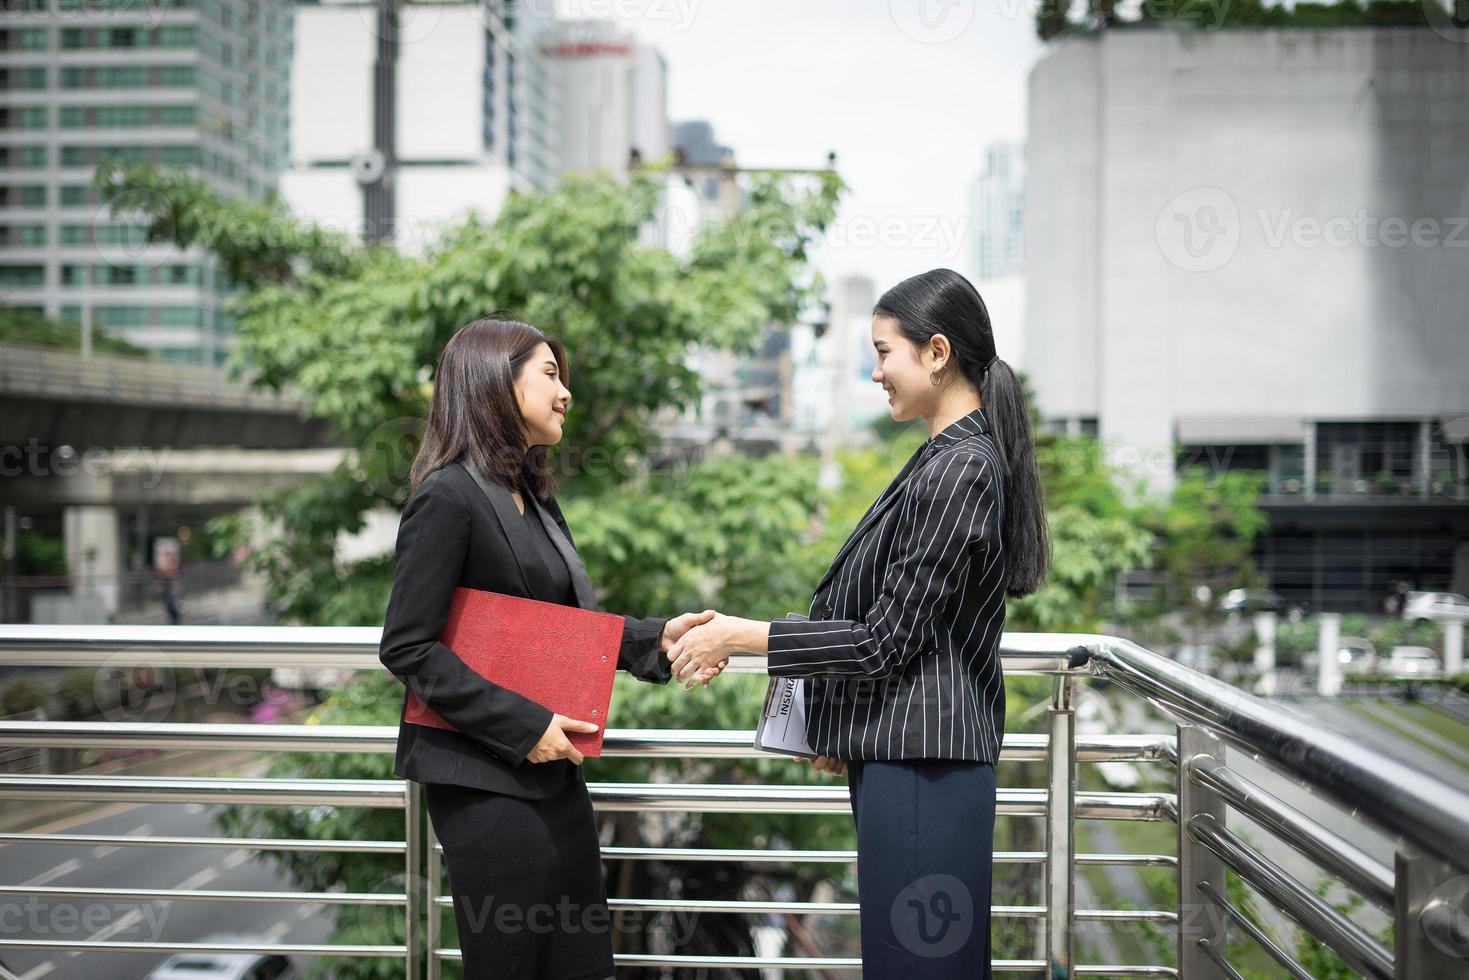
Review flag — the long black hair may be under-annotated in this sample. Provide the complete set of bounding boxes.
[408,317,568,500]
[874,268,1050,598]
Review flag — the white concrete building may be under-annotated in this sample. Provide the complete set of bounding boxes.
[282,0,560,252]
[1025,26,1469,606]
[539,19,669,175]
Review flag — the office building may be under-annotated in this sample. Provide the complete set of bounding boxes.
[282,0,560,251]
[540,18,669,175]
[0,0,293,365]
[1026,27,1469,606]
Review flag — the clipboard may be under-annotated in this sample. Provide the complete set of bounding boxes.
[753,612,818,759]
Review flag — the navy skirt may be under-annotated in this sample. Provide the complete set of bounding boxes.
[847,758,997,978]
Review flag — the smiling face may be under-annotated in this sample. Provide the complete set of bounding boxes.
[871,314,944,422]
[513,342,571,448]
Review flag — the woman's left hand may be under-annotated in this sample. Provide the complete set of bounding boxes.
[668,613,741,682]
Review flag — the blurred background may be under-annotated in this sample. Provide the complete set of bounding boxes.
[0,0,1467,977]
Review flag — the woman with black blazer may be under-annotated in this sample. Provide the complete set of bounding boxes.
[378,317,715,980]
[668,269,1051,978]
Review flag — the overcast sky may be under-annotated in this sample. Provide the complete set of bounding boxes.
[585,0,1045,292]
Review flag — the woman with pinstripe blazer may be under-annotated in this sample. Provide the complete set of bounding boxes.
[669,268,1051,978]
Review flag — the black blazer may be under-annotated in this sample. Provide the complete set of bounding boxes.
[378,456,671,798]
[766,408,1008,763]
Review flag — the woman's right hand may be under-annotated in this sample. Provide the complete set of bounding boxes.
[528,713,599,765]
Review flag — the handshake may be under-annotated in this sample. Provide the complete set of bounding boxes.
[659,609,736,689]
[533,609,848,776]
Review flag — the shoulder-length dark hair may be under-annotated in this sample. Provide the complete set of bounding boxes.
[408,317,569,500]
[874,268,1051,598]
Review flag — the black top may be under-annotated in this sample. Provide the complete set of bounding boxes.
[766,408,1009,763]
[520,495,577,606]
[377,458,673,799]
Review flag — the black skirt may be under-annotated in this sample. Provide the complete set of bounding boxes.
[426,777,615,980]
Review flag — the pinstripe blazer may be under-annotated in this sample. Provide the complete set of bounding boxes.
[766,407,1007,763]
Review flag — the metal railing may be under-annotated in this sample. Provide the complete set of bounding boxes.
[0,625,1466,977]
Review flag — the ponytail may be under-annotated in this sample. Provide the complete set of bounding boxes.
[980,355,1050,597]
[874,268,1050,597]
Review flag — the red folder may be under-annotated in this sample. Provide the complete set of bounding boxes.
[404,586,625,757]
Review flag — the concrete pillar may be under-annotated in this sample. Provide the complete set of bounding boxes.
[1317,612,1342,697]
[1443,621,1464,677]
[1253,611,1277,695]
[63,504,123,617]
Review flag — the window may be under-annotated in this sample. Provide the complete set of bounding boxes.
[2,67,48,90]
[4,186,48,207]
[0,265,44,288]
[60,107,86,128]
[92,305,149,327]
[60,185,91,206]
[160,305,202,327]
[100,66,149,87]
[93,224,147,246]
[159,25,195,48]
[95,106,149,127]
[97,265,138,286]
[165,264,200,285]
[0,145,47,168]
[158,105,196,127]
[20,28,47,50]
[12,225,46,246]
[158,65,195,86]
[160,145,200,166]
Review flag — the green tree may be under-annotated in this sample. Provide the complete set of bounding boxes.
[1140,466,1270,615]
[98,162,848,975]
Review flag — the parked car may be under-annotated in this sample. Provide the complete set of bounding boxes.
[1402,591,1469,625]
[1219,588,1308,621]
[1385,645,1442,679]
[145,938,296,980]
[1336,636,1378,676]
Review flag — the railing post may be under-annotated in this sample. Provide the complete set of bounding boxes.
[1177,725,1229,978]
[427,805,443,980]
[1394,842,1469,978]
[1045,674,1076,978]
[406,779,425,980]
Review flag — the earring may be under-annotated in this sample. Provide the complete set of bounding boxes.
[930,369,942,387]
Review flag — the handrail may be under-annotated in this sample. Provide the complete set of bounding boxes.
[0,624,1091,672]
[4,625,1469,977]
[1080,634,1469,872]
[0,719,1176,762]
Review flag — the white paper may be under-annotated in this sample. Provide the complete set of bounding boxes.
[753,611,818,758]
[754,676,817,758]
